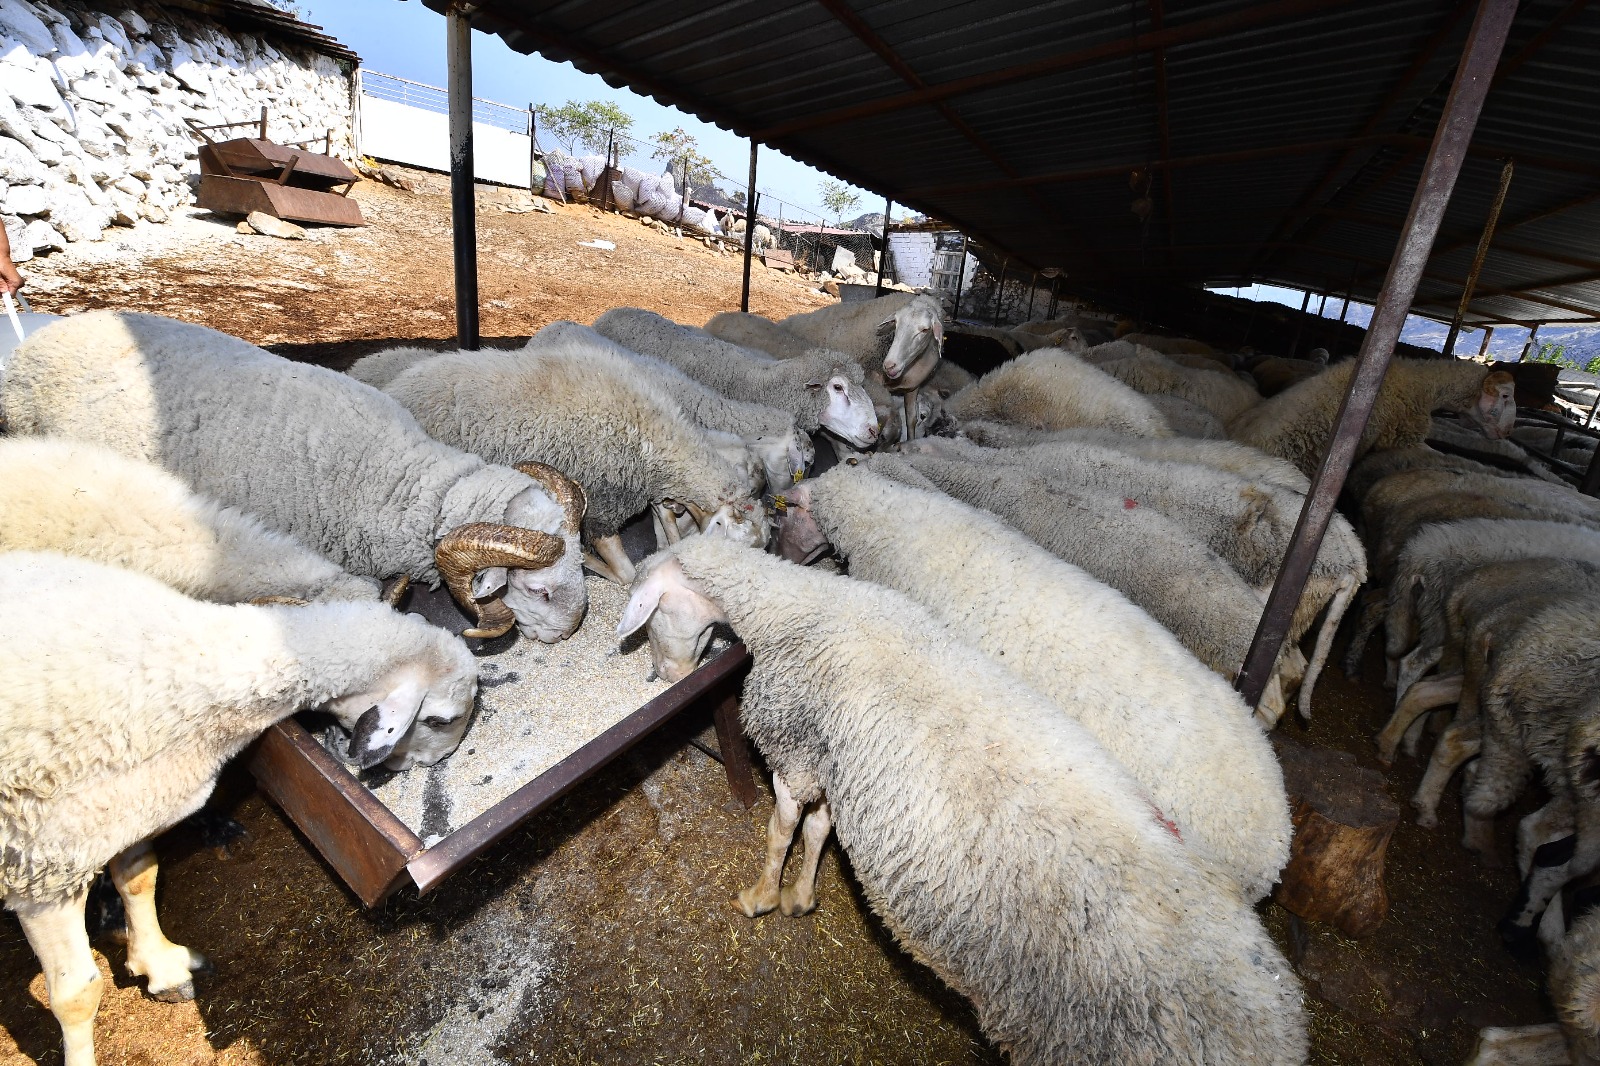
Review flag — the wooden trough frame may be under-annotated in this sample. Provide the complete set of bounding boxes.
[248,642,756,907]
[188,108,365,227]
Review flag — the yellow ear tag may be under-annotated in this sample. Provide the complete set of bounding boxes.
[773,495,789,513]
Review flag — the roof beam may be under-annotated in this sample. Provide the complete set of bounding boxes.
[1148,0,1177,260]
[1246,0,1476,276]
[756,0,1362,138]
[1490,0,1592,89]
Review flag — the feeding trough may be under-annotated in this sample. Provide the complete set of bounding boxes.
[248,528,756,907]
[188,107,364,227]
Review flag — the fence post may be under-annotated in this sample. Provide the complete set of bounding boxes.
[951,236,969,320]
[1443,156,1516,358]
[740,139,759,313]
[993,257,1008,326]
[445,4,479,350]
[1520,323,1540,361]
[527,103,537,192]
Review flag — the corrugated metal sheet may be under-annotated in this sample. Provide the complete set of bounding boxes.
[423,0,1600,323]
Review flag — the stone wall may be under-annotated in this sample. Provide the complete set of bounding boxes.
[0,0,355,262]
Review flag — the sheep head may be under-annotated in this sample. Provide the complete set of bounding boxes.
[806,361,879,448]
[435,523,568,640]
[1467,370,1516,440]
[617,551,729,683]
[881,294,945,385]
[773,481,831,565]
[320,633,479,771]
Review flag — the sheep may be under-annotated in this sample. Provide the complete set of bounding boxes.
[0,436,380,606]
[1549,907,1600,1064]
[776,292,947,439]
[1118,331,1219,357]
[1146,393,1227,438]
[1097,348,1262,423]
[1227,358,1517,476]
[725,216,773,250]
[522,321,813,494]
[1345,444,1525,516]
[1380,520,1600,706]
[1,551,480,1066]
[3,311,587,643]
[943,348,1174,438]
[1249,357,1327,398]
[774,465,1292,901]
[617,536,1306,1065]
[345,345,440,390]
[954,422,1312,491]
[377,337,768,584]
[901,435,1366,717]
[865,452,1306,724]
[591,307,880,449]
[703,310,818,360]
[1429,412,1567,483]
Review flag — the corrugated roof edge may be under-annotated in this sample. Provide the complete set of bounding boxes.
[153,0,361,64]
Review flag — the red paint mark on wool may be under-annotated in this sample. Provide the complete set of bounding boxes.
[1123,497,1138,509]
[1150,803,1182,841]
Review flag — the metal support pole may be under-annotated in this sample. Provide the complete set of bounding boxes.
[1443,156,1516,357]
[1235,0,1517,709]
[993,257,1008,326]
[1288,288,1310,358]
[740,139,758,313]
[1026,270,1038,320]
[874,196,892,298]
[1521,322,1540,360]
[446,4,479,350]
[1478,325,1495,357]
[527,103,538,192]
[1047,274,1060,320]
[951,236,969,320]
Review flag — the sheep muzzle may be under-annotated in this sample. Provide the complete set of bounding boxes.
[436,523,565,639]
[514,461,588,534]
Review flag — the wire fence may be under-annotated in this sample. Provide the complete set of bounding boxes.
[360,70,533,134]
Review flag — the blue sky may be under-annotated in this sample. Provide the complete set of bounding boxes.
[299,0,872,219]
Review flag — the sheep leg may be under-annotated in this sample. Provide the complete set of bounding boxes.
[1255,673,1287,729]
[592,535,636,585]
[1299,573,1359,720]
[1376,674,1463,765]
[652,503,681,549]
[1463,1023,1570,1066]
[1412,719,1480,828]
[901,390,920,442]
[737,774,802,919]
[582,551,624,585]
[1342,588,1387,680]
[1401,711,1435,759]
[1394,645,1443,708]
[780,800,832,917]
[109,841,206,1001]
[13,888,102,1066]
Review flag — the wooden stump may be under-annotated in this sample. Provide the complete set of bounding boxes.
[1273,737,1402,939]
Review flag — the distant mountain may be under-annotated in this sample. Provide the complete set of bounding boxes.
[845,212,885,235]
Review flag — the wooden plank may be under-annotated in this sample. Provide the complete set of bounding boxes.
[712,690,759,808]
[247,719,421,908]
[406,643,753,895]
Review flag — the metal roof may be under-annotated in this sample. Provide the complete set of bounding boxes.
[424,0,1600,324]
[156,1,361,64]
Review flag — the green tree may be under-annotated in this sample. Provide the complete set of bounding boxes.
[651,127,718,188]
[819,179,862,227]
[538,100,634,155]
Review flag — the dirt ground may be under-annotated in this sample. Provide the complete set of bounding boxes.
[0,172,1557,1065]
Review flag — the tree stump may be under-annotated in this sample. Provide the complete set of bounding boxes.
[1272,736,1401,939]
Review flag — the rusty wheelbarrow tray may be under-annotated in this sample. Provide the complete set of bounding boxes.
[247,642,755,907]
[189,111,364,227]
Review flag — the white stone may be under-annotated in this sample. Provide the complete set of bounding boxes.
[110,172,143,198]
[70,74,120,105]
[138,199,164,222]
[107,186,137,225]
[7,182,46,214]
[171,56,209,93]
[246,210,303,239]
[3,214,30,261]
[23,216,63,252]
[0,0,54,55]
[0,92,42,153]
[5,55,65,109]
[118,9,150,37]
[47,183,106,241]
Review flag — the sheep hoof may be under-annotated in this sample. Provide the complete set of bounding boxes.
[132,945,209,1000]
[149,979,196,1003]
[779,887,816,917]
[736,888,776,919]
[1415,810,1439,829]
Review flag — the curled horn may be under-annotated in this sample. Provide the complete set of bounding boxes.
[382,574,411,608]
[514,461,587,533]
[249,595,310,607]
[435,523,565,639]
[684,500,712,529]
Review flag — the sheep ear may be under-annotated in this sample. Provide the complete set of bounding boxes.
[805,381,823,390]
[471,566,509,600]
[617,572,666,639]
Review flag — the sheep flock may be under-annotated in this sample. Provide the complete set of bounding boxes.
[1,290,1590,1066]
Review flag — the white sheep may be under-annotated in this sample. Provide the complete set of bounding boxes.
[3,311,586,643]
[867,452,1306,724]
[617,535,1306,1065]
[376,337,768,584]
[524,321,813,492]
[776,465,1292,902]
[0,436,380,606]
[591,307,880,448]
[1096,347,1262,423]
[1,551,479,1066]
[1227,359,1517,476]
[956,422,1312,491]
[1146,393,1227,438]
[1429,413,1567,484]
[943,348,1174,438]
[344,344,440,390]
[703,310,818,360]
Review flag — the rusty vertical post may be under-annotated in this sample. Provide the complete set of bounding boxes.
[1521,322,1540,360]
[1443,157,1516,357]
[1478,325,1495,357]
[528,103,538,192]
[1026,270,1038,320]
[1047,273,1060,320]
[874,196,892,298]
[951,236,969,319]
[259,104,268,140]
[446,3,479,350]
[1235,0,1518,708]
[740,139,758,313]
[1288,288,1311,358]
